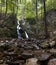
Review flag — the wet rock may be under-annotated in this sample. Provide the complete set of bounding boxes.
[9,39,16,43]
[21,51,34,59]
[3,51,17,57]
[24,46,33,50]
[5,40,9,43]
[50,49,56,54]
[48,58,56,65]
[0,42,5,46]
[38,53,51,61]
[1,44,11,51]
[0,64,7,65]
[39,41,49,48]
[25,58,39,65]
[17,42,33,49]
[49,41,55,47]
[7,61,20,65]
[1,41,4,43]
[0,60,3,64]
[0,52,4,58]
[32,44,40,50]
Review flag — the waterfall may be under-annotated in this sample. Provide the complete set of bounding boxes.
[25,31,29,39]
[17,20,29,39]
[17,20,22,38]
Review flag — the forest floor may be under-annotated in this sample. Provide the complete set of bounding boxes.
[0,38,56,65]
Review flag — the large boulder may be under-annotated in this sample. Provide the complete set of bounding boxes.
[48,58,56,65]
[25,58,39,65]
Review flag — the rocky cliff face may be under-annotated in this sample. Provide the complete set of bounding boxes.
[0,13,17,38]
[47,9,56,31]
[46,9,56,38]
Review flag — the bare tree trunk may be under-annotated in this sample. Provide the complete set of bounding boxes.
[5,0,8,17]
[13,0,15,14]
[35,0,39,38]
[43,0,49,38]
[20,0,22,4]
[1,0,2,13]
[36,0,38,21]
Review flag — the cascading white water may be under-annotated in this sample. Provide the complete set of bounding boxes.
[25,31,29,39]
[17,20,29,39]
[17,20,22,38]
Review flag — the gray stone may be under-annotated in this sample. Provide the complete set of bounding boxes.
[39,41,49,48]
[32,44,40,50]
[22,52,34,59]
[0,60,3,64]
[38,53,51,61]
[49,41,55,47]
[48,58,56,65]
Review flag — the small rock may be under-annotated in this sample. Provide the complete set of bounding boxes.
[38,53,51,61]
[48,58,56,65]
[32,44,40,50]
[1,41,4,43]
[49,41,55,47]
[0,64,7,65]
[0,42,5,46]
[50,48,56,52]
[0,52,4,58]
[40,41,49,48]
[22,52,34,59]
[0,60,3,64]
[24,46,33,49]
[7,62,20,65]
[5,40,9,43]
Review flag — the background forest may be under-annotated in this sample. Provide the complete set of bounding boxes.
[0,0,56,39]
